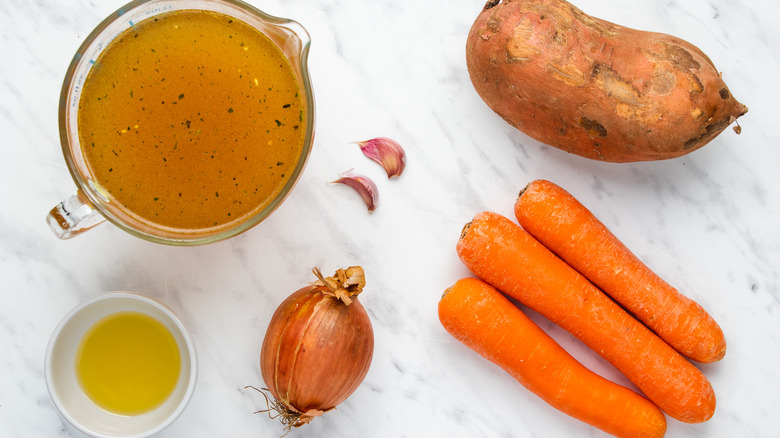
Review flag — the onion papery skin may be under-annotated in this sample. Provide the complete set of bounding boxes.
[260,284,374,419]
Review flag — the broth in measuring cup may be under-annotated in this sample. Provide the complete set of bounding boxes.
[78,9,305,232]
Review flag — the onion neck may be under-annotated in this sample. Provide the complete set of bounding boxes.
[311,266,366,305]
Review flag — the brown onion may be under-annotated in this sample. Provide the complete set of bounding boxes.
[257,266,374,430]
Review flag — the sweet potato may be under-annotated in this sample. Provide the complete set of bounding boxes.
[466,0,748,162]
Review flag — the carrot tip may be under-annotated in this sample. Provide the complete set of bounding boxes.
[517,182,531,199]
[460,221,473,240]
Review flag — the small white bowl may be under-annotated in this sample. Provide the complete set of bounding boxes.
[45,292,197,438]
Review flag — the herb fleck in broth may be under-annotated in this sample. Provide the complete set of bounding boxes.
[78,10,306,232]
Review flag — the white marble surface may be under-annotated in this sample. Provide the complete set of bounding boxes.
[1,0,779,436]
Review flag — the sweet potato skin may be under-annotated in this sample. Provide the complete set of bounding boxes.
[466,0,748,162]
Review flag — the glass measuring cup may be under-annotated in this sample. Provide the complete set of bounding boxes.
[47,0,315,245]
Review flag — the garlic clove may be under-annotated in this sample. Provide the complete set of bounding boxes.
[331,170,378,212]
[353,137,406,178]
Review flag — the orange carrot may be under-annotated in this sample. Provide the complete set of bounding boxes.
[456,211,716,423]
[514,179,726,363]
[439,277,667,438]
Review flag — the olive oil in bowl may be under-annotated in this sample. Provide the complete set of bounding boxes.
[46,291,197,437]
[75,311,182,415]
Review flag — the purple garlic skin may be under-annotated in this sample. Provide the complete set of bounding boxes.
[354,137,406,178]
[331,170,379,212]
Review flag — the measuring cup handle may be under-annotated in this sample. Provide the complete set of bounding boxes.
[46,191,106,239]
